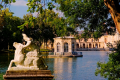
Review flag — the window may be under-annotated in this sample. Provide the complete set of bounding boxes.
[72,43,75,51]
[57,43,60,52]
[64,43,68,52]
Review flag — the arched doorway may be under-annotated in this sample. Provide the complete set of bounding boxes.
[76,44,79,48]
[89,43,91,48]
[64,43,68,52]
[57,43,60,52]
[95,43,98,48]
[83,43,85,48]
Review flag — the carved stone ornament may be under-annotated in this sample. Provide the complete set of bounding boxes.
[8,33,48,71]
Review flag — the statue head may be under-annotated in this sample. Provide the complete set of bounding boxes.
[22,33,33,41]
[13,42,23,50]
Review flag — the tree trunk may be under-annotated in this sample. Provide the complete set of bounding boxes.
[46,41,47,49]
[8,42,9,51]
[104,0,120,33]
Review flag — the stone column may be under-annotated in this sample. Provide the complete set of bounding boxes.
[61,40,64,55]
[85,43,86,48]
[91,43,93,48]
[98,43,99,48]
[86,43,88,48]
[81,43,82,48]
[82,43,83,48]
[94,43,95,48]
[88,43,89,48]
[69,41,72,52]
[79,43,81,48]
[54,41,56,55]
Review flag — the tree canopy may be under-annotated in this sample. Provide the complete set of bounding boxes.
[53,0,115,39]
[0,8,23,50]
[0,0,76,50]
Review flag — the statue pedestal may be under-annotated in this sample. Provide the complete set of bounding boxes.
[3,70,54,80]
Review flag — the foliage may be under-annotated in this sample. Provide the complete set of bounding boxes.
[0,8,23,50]
[21,9,75,48]
[53,0,115,39]
[0,0,76,50]
[0,0,16,10]
[27,0,55,13]
[95,41,120,80]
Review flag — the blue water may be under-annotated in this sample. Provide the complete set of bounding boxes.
[0,51,110,80]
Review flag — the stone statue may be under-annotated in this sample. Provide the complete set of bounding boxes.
[8,42,25,70]
[8,33,48,71]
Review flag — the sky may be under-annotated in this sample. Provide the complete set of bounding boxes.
[9,0,64,18]
[10,0,29,18]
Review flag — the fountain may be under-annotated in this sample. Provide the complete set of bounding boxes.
[3,33,54,80]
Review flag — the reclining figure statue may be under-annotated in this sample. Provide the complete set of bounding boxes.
[8,33,48,71]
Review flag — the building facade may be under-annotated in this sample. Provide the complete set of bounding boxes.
[53,32,120,55]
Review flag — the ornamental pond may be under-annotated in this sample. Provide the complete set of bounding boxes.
[0,51,110,80]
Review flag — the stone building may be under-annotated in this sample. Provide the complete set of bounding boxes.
[53,36,76,55]
[53,31,120,55]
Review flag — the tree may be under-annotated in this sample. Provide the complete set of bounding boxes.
[19,9,75,49]
[0,8,23,50]
[53,0,115,39]
[0,0,16,10]
[52,0,120,79]
[95,41,120,80]
[16,0,75,50]
[104,0,120,34]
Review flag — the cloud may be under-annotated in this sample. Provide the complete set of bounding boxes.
[32,12,39,17]
[32,9,64,18]
[53,9,64,17]
[11,0,27,6]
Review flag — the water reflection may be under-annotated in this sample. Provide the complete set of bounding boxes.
[48,51,108,80]
[53,58,77,80]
